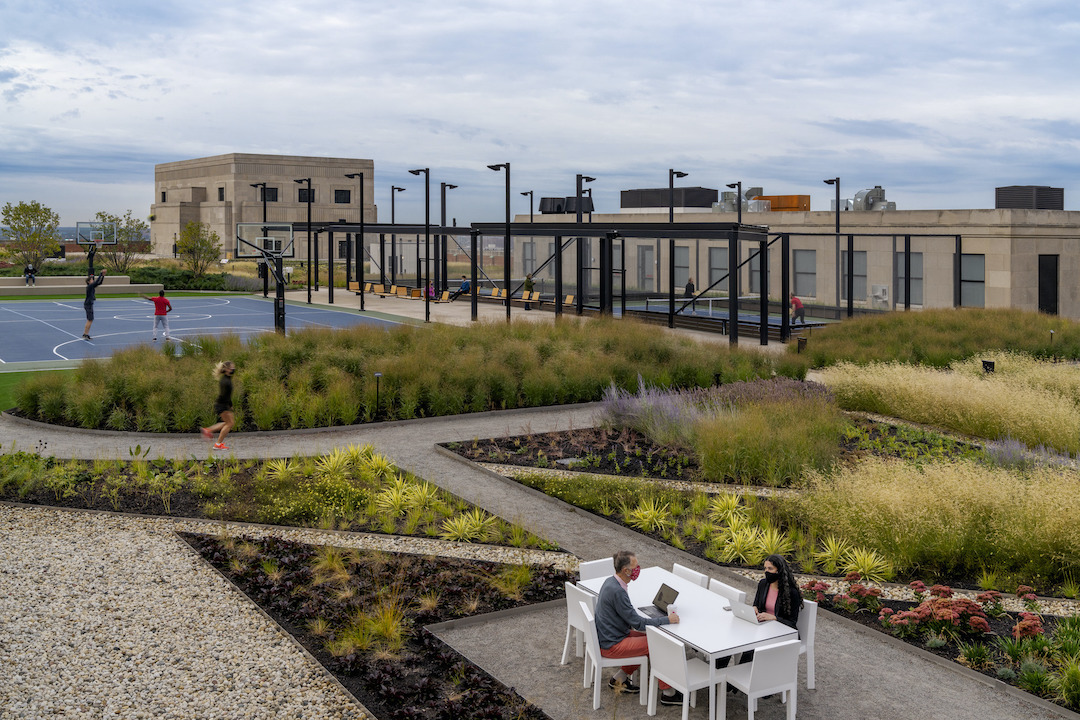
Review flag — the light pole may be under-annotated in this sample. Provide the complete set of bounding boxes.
[824,177,841,314]
[668,169,688,328]
[390,185,405,285]
[345,172,365,311]
[488,163,511,322]
[409,168,431,322]
[575,174,595,315]
[250,182,269,298]
[440,182,457,291]
[726,181,743,225]
[520,190,533,222]
[293,178,312,303]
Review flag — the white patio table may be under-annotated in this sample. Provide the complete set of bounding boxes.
[580,566,797,719]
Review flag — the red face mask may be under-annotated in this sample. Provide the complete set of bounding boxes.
[629,566,641,581]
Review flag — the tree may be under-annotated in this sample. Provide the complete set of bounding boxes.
[94,210,149,273]
[176,221,222,279]
[1,201,61,268]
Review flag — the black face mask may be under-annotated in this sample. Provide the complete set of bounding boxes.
[764,571,780,584]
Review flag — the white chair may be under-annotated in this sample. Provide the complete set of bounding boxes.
[645,626,718,720]
[671,562,709,587]
[580,602,649,710]
[718,638,800,720]
[561,581,597,684]
[708,577,747,605]
[797,599,818,689]
[579,557,615,581]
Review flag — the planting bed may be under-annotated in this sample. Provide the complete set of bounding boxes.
[183,532,571,720]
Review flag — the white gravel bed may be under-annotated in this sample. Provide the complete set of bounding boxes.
[0,505,369,720]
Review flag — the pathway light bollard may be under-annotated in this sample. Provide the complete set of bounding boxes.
[797,336,807,354]
[374,372,382,416]
[982,360,995,374]
[1051,330,1056,362]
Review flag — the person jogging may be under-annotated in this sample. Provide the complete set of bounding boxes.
[141,290,173,341]
[82,269,106,340]
[200,361,236,451]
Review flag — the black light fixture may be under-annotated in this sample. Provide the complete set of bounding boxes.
[390,185,405,285]
[440,182,458,291]
[409,168,431,322]
[824,177,841,312]
[293,178,312,303]
[726,181,743,225]
[668,169,688,328]
[520,190,534,223]
[489,163,511,322]
[575,174,594,315]
[345,172,366,311]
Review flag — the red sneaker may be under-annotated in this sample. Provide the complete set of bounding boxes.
[201,428,212,440]
[213,442,230,451]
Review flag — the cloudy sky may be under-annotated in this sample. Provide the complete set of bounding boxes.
[2,0,1079,226]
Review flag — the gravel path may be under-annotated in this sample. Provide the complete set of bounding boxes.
[0,504,368,720]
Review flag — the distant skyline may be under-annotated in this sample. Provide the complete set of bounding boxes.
[2,0,1079,226]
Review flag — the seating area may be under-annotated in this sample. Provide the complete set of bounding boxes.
[568,559,814,718]
[0,275,163,297]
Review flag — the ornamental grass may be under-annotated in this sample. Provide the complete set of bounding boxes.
[14,317,803,432]
[819,361,1080,454]
[792,456,1080,587]
[793,307,1080,368]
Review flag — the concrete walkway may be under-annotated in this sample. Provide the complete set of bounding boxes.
[1,403,1076,720]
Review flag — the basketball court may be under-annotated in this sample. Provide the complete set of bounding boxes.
[0,295,401,364]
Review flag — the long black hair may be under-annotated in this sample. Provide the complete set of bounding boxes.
[765,554,803,618]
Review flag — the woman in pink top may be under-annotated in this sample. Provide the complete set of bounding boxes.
[752,554,803,630]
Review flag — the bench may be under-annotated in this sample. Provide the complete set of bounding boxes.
[537,294,574,309]
[509,291,542,307]
[347,282,373,294]
[374,284,397,298]
[433,290,450,303]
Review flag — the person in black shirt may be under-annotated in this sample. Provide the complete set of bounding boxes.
[82,269,106,340]
[200,361,236,450]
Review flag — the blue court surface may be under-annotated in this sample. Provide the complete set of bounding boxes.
[0,296,401,364]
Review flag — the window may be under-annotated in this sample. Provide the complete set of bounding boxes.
[960,253,985,307]
[334,189,351,204]
[547,241,556,278]
[840,250,867,301]
[793,249,816,297]
[708,246,728,291]
[637,245,654,289]
[217,187,225,202]
[895,251,923,305]
[673,245,690,288]
[260,187,279,202]
[160,190,167,203]
[298,188,314,203]
[748,249,764,294]
[338,240,349,257]
[523,241,535,275]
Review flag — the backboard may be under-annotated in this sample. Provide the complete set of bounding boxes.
[75,221,118,247]
[236,222,295,259]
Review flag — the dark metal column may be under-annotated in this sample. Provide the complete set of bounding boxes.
[846,234,854,318]
[554,235,563,318]
[729,226,739,345]
[759,238,768,346]
[780,234,791,342]
[327,229,334,304]
[904,234,912,311]
[470,229,479,322]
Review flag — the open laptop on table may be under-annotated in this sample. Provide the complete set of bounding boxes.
[731,600,762,624]
[637,583,678,619]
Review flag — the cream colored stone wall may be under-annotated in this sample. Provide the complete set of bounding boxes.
[150,153,375,260]
[511,208,1080,318]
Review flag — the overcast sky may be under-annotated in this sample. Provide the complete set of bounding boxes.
[2,0,1079,226]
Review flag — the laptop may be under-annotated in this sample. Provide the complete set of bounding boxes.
[730,600,761,624]
[637,583,679,619]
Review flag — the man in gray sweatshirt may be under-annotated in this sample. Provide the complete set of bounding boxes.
[594,550,684,704]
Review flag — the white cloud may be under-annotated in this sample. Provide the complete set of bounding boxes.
[1,0,1079,223]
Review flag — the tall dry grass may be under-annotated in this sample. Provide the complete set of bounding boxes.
[819,361,1080,454]
[792,456,1080,586]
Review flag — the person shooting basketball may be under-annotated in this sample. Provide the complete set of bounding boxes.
[82,268,106,340]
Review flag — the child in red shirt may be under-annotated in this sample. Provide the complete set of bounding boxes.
[141,290,173,340]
